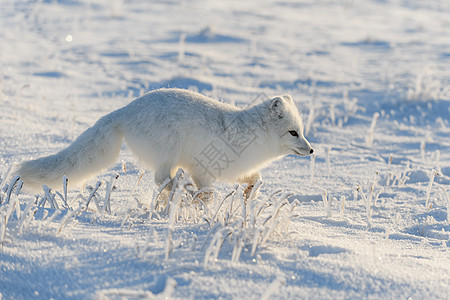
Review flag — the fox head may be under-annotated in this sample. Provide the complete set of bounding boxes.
[268,95,314,157]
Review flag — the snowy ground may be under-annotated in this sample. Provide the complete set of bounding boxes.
[1,0,450,299]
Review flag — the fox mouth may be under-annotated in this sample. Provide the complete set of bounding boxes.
[291,148,314,156]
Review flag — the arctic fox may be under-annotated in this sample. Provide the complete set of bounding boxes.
[16,88,313,194]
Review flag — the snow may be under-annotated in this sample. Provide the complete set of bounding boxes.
[1,0,450,299]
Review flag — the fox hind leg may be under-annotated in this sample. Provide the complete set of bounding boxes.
[154,164,176,208]
[154,165,173,187]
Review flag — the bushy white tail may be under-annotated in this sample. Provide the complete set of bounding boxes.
[16,112,123,192]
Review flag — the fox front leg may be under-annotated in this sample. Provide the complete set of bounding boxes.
[238,172,262,201]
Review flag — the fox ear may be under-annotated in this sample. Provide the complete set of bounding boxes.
[282,95,293,103]
[270,97,285,119]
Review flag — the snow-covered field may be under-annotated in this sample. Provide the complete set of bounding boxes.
[1,0,450,299]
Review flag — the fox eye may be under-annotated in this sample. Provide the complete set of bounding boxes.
[289,130,299,137]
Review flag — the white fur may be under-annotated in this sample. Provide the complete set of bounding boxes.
[16,88,313,192]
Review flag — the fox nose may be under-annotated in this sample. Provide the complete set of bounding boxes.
[310,149,314,154]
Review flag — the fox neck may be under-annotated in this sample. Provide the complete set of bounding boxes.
[234,104,282,162]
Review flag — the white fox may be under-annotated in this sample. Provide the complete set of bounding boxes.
[16,88,313,194]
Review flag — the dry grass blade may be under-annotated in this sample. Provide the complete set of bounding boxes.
[85,181,102,211]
